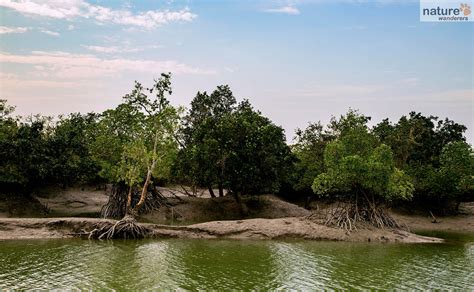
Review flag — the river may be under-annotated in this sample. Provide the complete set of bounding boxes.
[1,232,473,290]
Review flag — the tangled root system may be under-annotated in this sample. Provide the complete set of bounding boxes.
[101,183,178,219]
[87,215,151,239]
[307,199,402,231]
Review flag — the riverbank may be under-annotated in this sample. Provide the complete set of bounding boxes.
[392,202,474,234]
[0,217,443,243]
[1,188,472,243]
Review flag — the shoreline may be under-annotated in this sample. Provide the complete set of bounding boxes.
[0,217,444,243]
[2,191,472,243]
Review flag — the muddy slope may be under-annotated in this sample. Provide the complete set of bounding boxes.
[143,194,311,224]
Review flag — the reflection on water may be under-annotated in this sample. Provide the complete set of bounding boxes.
[269,242,334,289]
[0,238,473,290]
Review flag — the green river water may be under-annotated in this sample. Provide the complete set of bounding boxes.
[1,233,473,290]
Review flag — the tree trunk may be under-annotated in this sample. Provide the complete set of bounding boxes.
[100,182,128,219]
[208,187,216,198]
[125,185,133,211]
[131,128,160,215]
[304,196,312,209]
[131,169,153,215]
[233,192,248,217]
[218,183,224,197]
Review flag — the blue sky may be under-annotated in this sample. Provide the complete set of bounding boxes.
[0,0,472,142]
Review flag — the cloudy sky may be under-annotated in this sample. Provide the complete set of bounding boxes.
[0,0,472,142]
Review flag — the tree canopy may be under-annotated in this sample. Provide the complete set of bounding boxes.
[175,86,294,197]
[372,112,470,211]
[0,100,98,193]
[312,112,414,203]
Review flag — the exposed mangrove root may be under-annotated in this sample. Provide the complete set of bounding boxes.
[101,184,180,219]
[307,201,402,231]
[87,215,151,239]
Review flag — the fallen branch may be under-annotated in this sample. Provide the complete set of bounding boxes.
[429,211,440,224]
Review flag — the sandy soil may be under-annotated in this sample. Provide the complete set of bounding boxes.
[143,194,311,224]
[0,217,109,240]
[3,188,310,222]
[308,201,474,234]
[35,187,109,217]
[0,217,442,243]
[16,186,228,218]
[392,202,474,233]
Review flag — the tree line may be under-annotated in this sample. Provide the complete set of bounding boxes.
[1,74,472,217]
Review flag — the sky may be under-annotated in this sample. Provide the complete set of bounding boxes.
[0,0,473,143]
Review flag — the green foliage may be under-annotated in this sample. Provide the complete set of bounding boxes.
[115,140,148,188]
[291,109,371,195]
[0,99,15,119]
[176,87,293,195]
[174,85,236,193]
[0,100,22,186]
[312,112,413,203]
[90,73,180,190]
[89,102,143,182]
[0,102,99,193]
[327,108,371,137]
[48,113,100,186]
[373,112,468,210]
[224,100,294,195]
[373,112,466,167]
[0,117,49,190]
[291,122,332,194]
[428,142,473,202]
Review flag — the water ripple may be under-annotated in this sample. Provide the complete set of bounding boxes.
[0,239,472,290]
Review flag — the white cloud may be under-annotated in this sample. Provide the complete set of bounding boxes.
[81,44,162,54]
[0,0,197,29]
[40,29,60,36]
[2,73,79,88]
[264,6,300,15]
[81,45,140,53]
[0,26,61,36]
[0,26,60,36]
[67,24,74,30]
[0,50,216,79]
[0,0,83,18]
[88,6,196,29]
[0,26,28,34]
